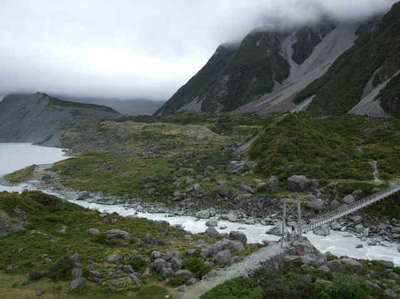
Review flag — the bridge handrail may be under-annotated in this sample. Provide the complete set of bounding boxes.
[302,184,400,233]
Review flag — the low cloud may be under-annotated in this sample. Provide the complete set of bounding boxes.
[0,0,396,100]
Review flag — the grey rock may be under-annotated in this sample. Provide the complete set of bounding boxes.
[355,224,364,234]
[206,219,219,227]
[105,229,130,246]
[71,267,82,279]
[70,253,81,264]
[170,257,183,271]
[205,227,220,238]
[306,196,324,211]
[87,228,100,235]
[69,278,86,292]
[330,200,341,209]
[151,258,169,273]
[151,251,162,260]
[229,231,247,245]
[176,285,187,292]
[340,258,362,268]
[342,195,355,204]
[213,250,232,265]
[256,183,268,193]
[106,254,122,264]
[196,210,211,219]
[350,215,363,223]
[120,265,135,274]
[129,273,142,286]
[176,269,193,279]
[241,183,255,194]
[287,175,309,192]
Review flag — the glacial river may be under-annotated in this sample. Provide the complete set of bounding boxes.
[0,143,399,265]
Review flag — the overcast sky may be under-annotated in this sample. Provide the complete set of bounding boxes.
[0,0,396,100]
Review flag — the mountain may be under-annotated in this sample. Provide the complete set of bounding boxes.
[0,93,121,146]
[157,2,400,118]
[57,95,165,115]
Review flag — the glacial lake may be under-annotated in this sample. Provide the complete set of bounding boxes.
[0,143,67,177]
[0,142,399,265]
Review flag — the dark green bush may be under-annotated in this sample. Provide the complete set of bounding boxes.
[201,277,264,299]
[128,256,147,272]
[182,257,211,279]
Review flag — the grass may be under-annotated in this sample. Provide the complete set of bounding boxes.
[0,273,171,299]
[0,191,211,296]
[4,165,36,184]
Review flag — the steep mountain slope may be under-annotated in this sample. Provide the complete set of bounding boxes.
[297,2,400,117]
[156,19,357,115]
[57,95,165,115]
[158,2,400,117]
[0,93,121,146]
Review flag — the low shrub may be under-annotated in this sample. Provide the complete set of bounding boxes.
[182,257,211,279]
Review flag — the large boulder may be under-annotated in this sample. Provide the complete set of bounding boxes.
[306,196,324,211]
[196,210,211,219]
[206,219,219,227]
[105,229,131,246]
[287,175,309,192]
[342,195,355,204]
[213,250,232,265]
[69,278,86,292]
[205,227,220,238]
[229,231,247,245]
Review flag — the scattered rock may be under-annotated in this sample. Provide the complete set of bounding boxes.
[196,210,211,219]
[87,228,100,235]
[205,227,220,238]
[176,285,187,293]
[206,219,218,227]
[342,195,355,204]
[287,175,309,192]
[105,229,130,246]
[213,250,232,265]
[106,254,122,264]
[229,231,247,245]
[69,278,86,292]
[306,196,324,211]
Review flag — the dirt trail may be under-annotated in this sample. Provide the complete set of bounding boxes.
[181,242,284,299]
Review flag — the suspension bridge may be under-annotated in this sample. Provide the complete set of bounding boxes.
[282,184,400,238]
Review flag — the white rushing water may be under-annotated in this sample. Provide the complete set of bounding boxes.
[0,143,399,265]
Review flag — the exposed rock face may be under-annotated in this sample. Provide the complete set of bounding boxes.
[158,3,400,118]
[156,19,357,116]
[0,93,120,146]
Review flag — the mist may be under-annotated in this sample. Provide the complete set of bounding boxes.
[0,0,397,100]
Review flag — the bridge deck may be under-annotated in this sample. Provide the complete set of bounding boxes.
[301,185,400,234]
